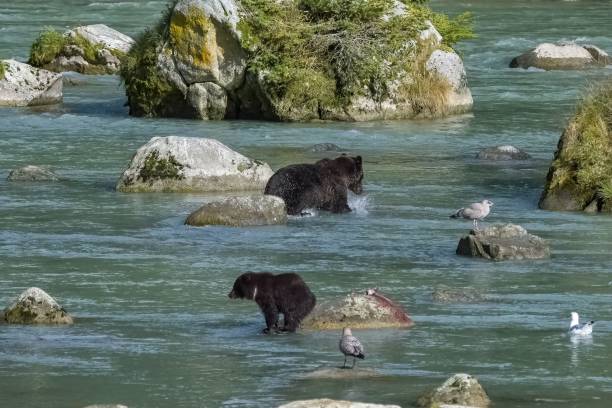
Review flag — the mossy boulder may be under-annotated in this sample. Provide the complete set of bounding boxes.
[121,0,474,121]
[416,373,490,408]
[29,24,134,74]
[4,287,73,325]
[116,136,273,192]
[185,195,287,226]
[302,288,413,330]
[0,60,63,107]
[540,81,612,212]
[7,165,60,181]
[510,42,609,70]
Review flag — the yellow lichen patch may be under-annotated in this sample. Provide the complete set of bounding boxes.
[169,5,215,68]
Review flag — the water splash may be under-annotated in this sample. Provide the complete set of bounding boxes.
[348,193,369,215]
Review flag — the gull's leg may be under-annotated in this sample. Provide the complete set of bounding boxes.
[343,356,347,368]
[351,357,356,369]
[473,219,478,230]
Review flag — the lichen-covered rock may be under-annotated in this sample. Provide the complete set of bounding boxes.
[510,43,609,70]
[302,289,413,330]
[116,136,273,192]
[456,224,550,261]
[185,195,287,226]
[7,165,60,182]
[4,287,73,325]
[279,399,400,408]
[416,374,490,408]
[432,286,486,304]
[477,145,530,160]
[0,60,62,107]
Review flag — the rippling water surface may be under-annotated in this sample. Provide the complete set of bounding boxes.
[1,1,612,407]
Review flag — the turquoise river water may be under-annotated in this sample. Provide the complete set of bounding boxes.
[1,1,612,407]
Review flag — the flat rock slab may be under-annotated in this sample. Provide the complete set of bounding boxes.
[4,287,73,325]
[456,224,550,261]
[417,373,491,408]
[7,165,60,181]
[0,60,63,107]
[279,399,400,408]
[303,289,413,330]
[510,42,609,70]
[72,24,134,53]
[477,145,530,160]
[301,367,383,380]
[185,195,287,226]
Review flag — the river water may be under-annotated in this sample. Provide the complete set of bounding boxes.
[1,1,612,407]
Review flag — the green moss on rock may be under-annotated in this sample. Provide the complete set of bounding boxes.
[138,150,185,182]
[0,61,5,80]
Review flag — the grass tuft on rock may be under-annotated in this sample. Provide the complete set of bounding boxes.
[0,61,5,80]
[28,27,105,67]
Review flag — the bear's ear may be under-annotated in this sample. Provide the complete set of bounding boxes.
[355,156,362,168]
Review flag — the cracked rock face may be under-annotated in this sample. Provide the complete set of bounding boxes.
[0,60,63,107]
[3,287,73,325]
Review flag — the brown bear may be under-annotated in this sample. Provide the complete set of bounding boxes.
[228,272,316,334]
[264,155,364,215]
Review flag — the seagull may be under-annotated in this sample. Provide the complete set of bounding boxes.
[339,327,365,369]
[569,312,594,336]
[450,199,494,230]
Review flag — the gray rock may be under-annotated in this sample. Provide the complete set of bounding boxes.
[0,60,63,107]
[456,224,550,261]
[72,24,134,54]
[582,44,610,65]
[7,165,60,181]
[416,373,491,408]
[302,289,413,330]
[185,195,287,227]
[82,405,128,408]
[116,136,273,192]
[4,287,73,325]
[187,82,228,120]
[510,43,608,70]
[426,49,473,114]
[477,145,531,160]
[279,400,400,408]
[302,368,383,380]
[432,286,486,304]
[310,143,344,153]
[47,55,90,74]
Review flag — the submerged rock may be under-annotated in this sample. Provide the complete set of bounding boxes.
[4,287,73,325]
[279,400,400,408]
[456,224,550,261]
[302,367,383,380]
[432,286,486,304]
[185,195,287,226]
[7,165,60,182]
[510,43,609,70]
[310,143,344,153]
[477,145,530,160]
[0,60,63,107]
[116,136,273,192]
[416,373,491,408]
[302,288,413,330]
[82,405,128,408]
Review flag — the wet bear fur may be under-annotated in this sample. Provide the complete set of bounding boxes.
[264,155,364,215]
[228,272,316,333]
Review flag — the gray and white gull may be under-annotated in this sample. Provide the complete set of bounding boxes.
[569,312,594,336]
[450,199,494,230]
[339,327,365,369]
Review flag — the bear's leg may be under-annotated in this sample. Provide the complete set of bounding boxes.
[282,312,299,332]
[330,186,351,213]
[260,303,279,334]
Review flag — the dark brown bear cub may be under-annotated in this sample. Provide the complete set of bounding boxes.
[228,272,316,334]
[264,155,364,215]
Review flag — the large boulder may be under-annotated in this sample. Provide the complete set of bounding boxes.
[456,224,550,261]
[185,195,287,226]
[0,60,62,107]
[116,136,273,192]
[7,165,60,182]
[510,42,609,70]
[121,0,472,121]
[279,400,400,408]
[477,145,530,161]
[4,287,73,325]
[416,374,490,408]
[302,289,413,330]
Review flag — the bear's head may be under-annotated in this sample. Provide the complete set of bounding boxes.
[228,272,256,300]
[318,155,364,194]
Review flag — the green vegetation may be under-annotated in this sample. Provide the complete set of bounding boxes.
[28,27,107,67]
[139,150,185,182]
[0,61,6,80]
[548,81,612,207]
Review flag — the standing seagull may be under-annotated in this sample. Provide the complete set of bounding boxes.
[569,312,595,336]
[339,327,365,369]
[450,199,494,230]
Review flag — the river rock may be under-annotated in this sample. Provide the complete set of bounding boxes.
[477,145,530,160]
[456,224,550,261]
[302,289,413,330]
[279,400,400,408]
[7,165,60,182]
[426,49,473,114]
[432,286,486,304]
[302,367,383,380]
[0,60,63,107]
[71,24,134,54]
[510,43,609,70]
[416,373,491,408]
[116,136,273,192]
[185,195,287,226]
[310,143,344,153]
[82,405,128,408]
[4,287,73,324]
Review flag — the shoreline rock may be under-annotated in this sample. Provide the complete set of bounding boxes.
[0,60,63,107]
[4,287,73,325]
[116,136,273,193]
[185,195,287,226]
[510,42,610,70]
[456,224,550,261]
[7,165,60,182]
[416,373,491,408]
